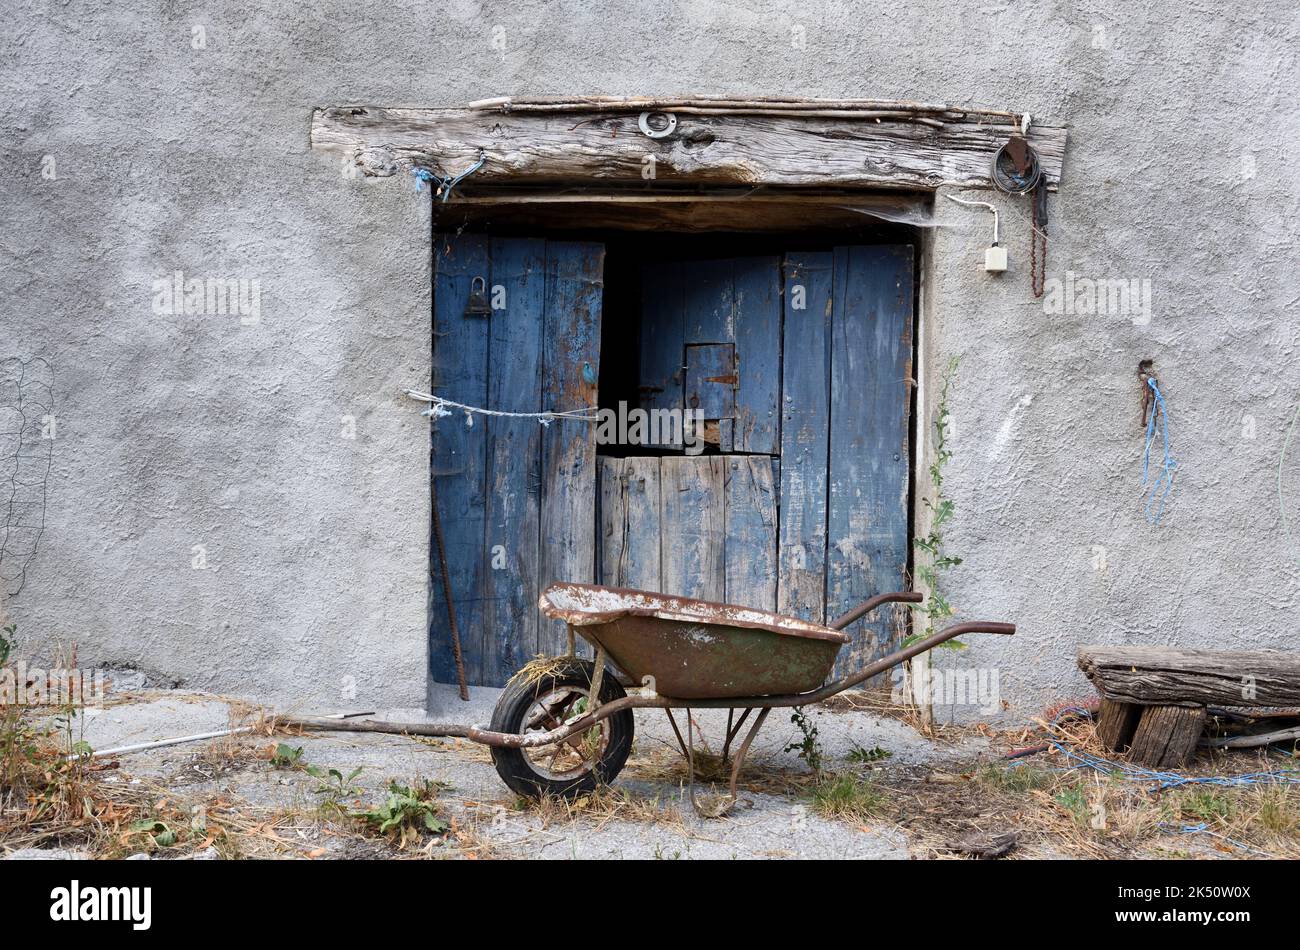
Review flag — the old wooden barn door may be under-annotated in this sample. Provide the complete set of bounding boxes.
[599,246,914,676]
[429,234,603,687]
[430,236,912,688]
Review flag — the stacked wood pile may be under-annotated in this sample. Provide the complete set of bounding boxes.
[1077,646,1300,768]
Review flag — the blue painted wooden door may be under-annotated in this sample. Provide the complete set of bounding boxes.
[430,234,603,687]
[785,246,914,677]
[604,247,913,678]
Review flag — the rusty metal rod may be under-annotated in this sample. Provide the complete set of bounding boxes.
[828,591,924,631]
[430,475,470,701]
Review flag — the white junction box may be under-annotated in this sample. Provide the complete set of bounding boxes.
[984,244,1008,273]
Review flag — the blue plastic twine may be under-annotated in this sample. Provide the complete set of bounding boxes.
[412,152,486,203]
[1142,377,1177,524]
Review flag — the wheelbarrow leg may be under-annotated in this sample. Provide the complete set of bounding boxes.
[726,707,771,805]
[721,708,754,765]
[664,708,690,759]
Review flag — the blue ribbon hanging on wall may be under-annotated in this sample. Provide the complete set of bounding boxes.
[1142,377,1177,524]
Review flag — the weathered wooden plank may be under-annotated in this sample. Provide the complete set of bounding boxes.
[731,256,782,455]
[312,106,1067,191]
[538,241,604,655]
[429,233,490,685]
[724,455,777,611]
[777,251,833,624]
[681,259,736,450]
[435,192,934,234]
[597,457,662,591]
[826,245,914,678]
[684,343,735,442]
[660,456,725,602]
[638,260,684,449]
[681,258,734,344]
[1078,646,1300,708]
[1095,698,1142,753]
[466,95,1018,117]
[480,237,545,683]
[1128,704,1206,768]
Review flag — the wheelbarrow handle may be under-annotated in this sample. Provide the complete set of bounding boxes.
[823,619,1017,695]
[828,591,924,631]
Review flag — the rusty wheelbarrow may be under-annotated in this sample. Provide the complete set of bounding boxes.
[474,583,1015,813]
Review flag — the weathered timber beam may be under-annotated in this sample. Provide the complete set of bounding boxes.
[1128,704,1205,768]
[1078,646,1300,708]
[432,191,932,233]
[466,95,1011,117]
[311,105,1066,192]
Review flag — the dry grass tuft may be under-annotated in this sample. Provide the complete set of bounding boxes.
[510,784,685,831]
[810,773,887,824]
[507,654,575,689]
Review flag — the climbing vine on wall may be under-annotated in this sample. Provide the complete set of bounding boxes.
[910,356,964,650]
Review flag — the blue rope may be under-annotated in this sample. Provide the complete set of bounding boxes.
[412,152,486,202]
[1142,377,1177,524]
[1011,707,1300,792]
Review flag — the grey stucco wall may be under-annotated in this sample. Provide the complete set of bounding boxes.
[2,1,1297,715]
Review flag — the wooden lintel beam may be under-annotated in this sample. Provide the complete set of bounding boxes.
[311,104,1067,192]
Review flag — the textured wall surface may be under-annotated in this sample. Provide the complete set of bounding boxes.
[2,1,1297,715]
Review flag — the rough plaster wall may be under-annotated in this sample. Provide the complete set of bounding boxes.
[1,2,434,709]
[2,1,1298,714]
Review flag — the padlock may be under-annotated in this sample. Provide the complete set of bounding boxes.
[464,276,491,317]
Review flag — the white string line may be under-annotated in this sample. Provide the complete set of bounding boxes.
[403,389,599,426]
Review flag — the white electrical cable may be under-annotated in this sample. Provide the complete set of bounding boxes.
[945,193,1000,245]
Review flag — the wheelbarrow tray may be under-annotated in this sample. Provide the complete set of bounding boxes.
[539,583,850,700]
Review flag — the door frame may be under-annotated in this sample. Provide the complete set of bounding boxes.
[430,217,928,704]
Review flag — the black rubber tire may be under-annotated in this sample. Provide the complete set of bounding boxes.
[489,658,634,800]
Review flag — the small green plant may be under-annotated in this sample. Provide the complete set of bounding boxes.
[1178,788,1234,824]
[977,763,1055,793]
[353,780,449,845]
[784,707,823,774]
[810,773,885,823]
[846,743,892,764]
[270,742,305,769]
[909,355,964,650]
[128,818,178,848]
[0,623,16,665]
[1054,786,1089,824]
[307,764,364,799]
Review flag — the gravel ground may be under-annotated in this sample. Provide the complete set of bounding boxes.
[4,685,1007,860]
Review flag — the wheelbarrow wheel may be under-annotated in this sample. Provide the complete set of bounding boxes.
[489,657,634,801]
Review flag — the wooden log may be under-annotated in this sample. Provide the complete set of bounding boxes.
[1078,646,1300,708]
[466,95,997,117]
[1127,704,1206,768]
[1095,698,1142,753]
[1204,725,1300,749]
[311,105,1067,192]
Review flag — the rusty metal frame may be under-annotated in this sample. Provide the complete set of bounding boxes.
[465,617,1014,750]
